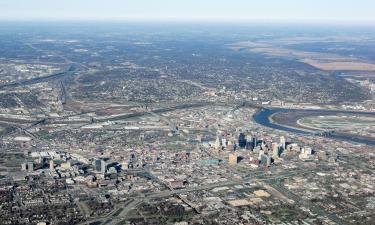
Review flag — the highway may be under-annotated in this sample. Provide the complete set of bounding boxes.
[0,65,75,90]
[95,102,209,123]
[0,102,220,134]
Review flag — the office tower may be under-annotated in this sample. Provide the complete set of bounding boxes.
[238,133,246,148]
[280,136,286,150]
[288,143,300,152]
[245,134,249,142]
[94,159,102,172]
[252,136,258,148]
[317,151,328,160]
[27,162,34,172]
[49,160,55,169]
[215,136,221,150]
[101,160,106,174]
[21,163,27,171]
[221,138,227,148]
[245,141,253,150]
[301,147,313,155]
[299,147,314,160]
[228,154,238,165]
[272,143,280,158]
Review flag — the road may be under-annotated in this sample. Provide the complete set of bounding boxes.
[0,102,221,132]
[0,64,75,90]
[80,166,328,225]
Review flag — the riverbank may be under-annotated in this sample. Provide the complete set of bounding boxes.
[253,108,375,146]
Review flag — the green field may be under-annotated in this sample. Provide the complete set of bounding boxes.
[298,115,375,131]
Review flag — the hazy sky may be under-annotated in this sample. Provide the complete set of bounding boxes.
[1,0,375,23]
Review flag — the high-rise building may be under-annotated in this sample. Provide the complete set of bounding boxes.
[287,143,300,152]
[94,159,107,174]
[301,147,313,155]
[221,138,227,148]
[272,143,280,158]
[215,136,221,150]
[299,147,314,160]
[27,162,34,172]
[21,163,27,171]
[94,159,102,172]
[245,141,253,150]
[238,133,247,148]
[252,136,258,148]
[49,160,55,169]
[245,134,249,141]
[280,136,286,150]
[317,150,328,160]
[228,154,238,165]
[101,160,106,174]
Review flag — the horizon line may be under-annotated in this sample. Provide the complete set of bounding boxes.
[1,17,375,26]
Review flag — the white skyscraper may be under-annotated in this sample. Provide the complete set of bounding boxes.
[280,136,286,150]
[215,136,221,150]
[101,160,106,174]
[27,162,34,172]
[221,138,227,148]
[272,143,279,158]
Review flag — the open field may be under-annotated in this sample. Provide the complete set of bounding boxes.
[298,115,375,129]
[230,41,375,72]
[298,115,375,138]
[302,59,375,71]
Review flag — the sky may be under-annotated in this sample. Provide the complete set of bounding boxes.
[0,0,375,23]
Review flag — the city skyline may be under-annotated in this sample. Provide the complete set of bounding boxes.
[1,1,375,224]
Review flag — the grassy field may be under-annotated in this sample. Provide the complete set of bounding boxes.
[299,115,375,129]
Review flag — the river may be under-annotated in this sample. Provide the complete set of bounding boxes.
[253,108,375,146]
